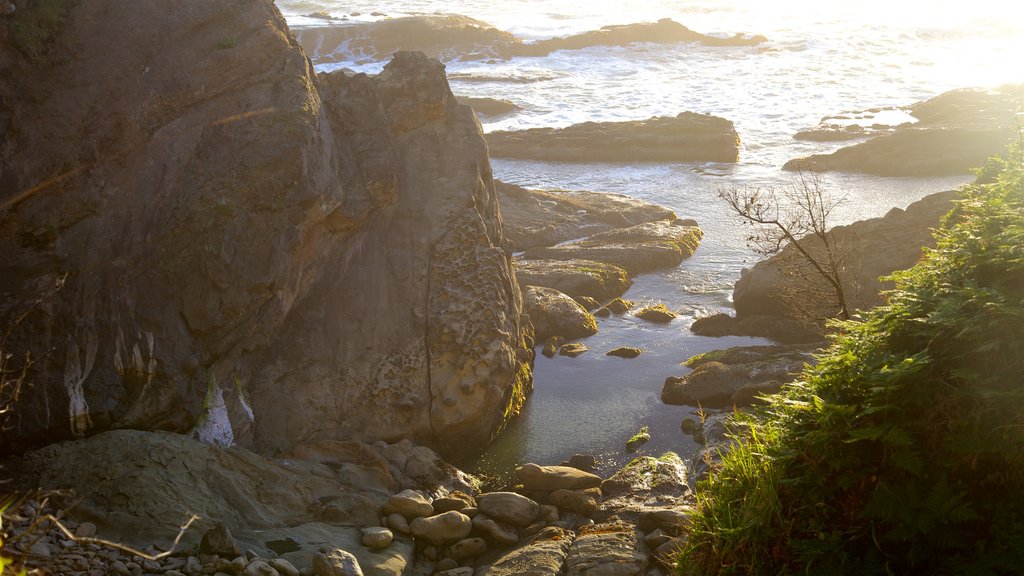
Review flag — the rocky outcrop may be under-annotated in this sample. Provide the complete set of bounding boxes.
[731,190,958,326]
[785,86,1023,175]
[496,181,676,251]
[486,112,740,163]
[514,259,632,302]
[661,345,813,408]
[0,1,532,458]
[523,220,703,276]
[292,16,764,64]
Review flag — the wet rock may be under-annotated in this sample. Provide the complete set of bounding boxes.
[606,347,642,359]
[785,86,1022,176]
[626,426,650,452]
[558,343,589,358]
[606,299,634,314]
[595,307,612,318]
[524,219,703,276]
[313,548,363,576]
[476,526,574,576]
[516,463,602,491]
[523,286,598,341]
[410,511,473,546]
[541,337,563,358]
[690,313,817,344]
[383,490,434,520]
[634,304,676,324]
[487,113,739,163]
[515,259,632,302]
[477,492,540,527]
[565,523,646,576]
[360,527,393,550]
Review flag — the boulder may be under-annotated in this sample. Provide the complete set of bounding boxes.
[476,492,540,527]
[606,347,642,359]
[550,488,601,517]
[626,426,650,452]
[409,511,473,546]
[497,181,676,251]
[690,313,818,344]
[558,343,589,358]
[784,86,1022,176]
[476,526,575,576]
[523,220,703,276]
[448,537,487,560]
[200,523,240,558]
[515,463,602,491]
[487,112,739,163]
[731,190,957,330]
[601,453,689,500]
[432,492,475,514]
[360,527,393,550]
[541,337,563,359]
[313,548,363,576]
[606,299,634,314]
[522,286,598,341]
[383,490,434,520]
[0,0,533,460]
[634,305,676,323]
[470,514,519,546]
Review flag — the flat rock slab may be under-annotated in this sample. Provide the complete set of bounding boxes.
[523,286,598,341]
[515,259,631,302]
[476,526,575,576]
[486,113,739,163]
[662,345,813,408]
[497,181,676,251]
[565,523,646,576]
[523,220,703,276]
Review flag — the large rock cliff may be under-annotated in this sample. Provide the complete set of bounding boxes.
[0,0,533,459]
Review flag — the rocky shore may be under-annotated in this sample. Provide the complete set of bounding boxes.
[4,430,695,576]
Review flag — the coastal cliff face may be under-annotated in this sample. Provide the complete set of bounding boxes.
[0,0,532,458]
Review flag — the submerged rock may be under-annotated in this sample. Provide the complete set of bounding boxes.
[487,112,740,163]
[606,347,642,359]
[784,86,1022,176]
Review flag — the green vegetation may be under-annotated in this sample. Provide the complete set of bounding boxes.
[7,0,75,60]
[679,142,1024,575]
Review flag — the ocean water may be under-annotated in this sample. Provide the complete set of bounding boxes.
[273,1,1022,478]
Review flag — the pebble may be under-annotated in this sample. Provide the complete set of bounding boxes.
[75,521,98,538]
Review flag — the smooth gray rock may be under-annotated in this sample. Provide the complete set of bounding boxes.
[477,492,540,527]
[409,511,473,546]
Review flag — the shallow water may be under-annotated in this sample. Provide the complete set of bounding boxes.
[272,0,1019,475]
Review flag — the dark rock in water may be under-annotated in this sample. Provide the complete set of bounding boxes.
[456,96,521,117]
[785,86,1022,176]
[605,298,634,315]
[626,426,650,452]
[497,180,676,251]
[487,112,740,163]
[293,15,518,64]
[562,453,598,472]
[514,18,766,56]
[0,0,532,459]
[293,16,765,64]
[690,313,819,344]
[515,259,632,302]
[523,220,703,276]
[634,304,676,324]
[606,347,642,359]
[541,336,564,358]
[731,190,958,330]
[522,286,598,341]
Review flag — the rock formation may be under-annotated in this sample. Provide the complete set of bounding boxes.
[292,15,765,64]
[0,0,532,459]
[486,112,741,163]
[785,86,1023,176]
